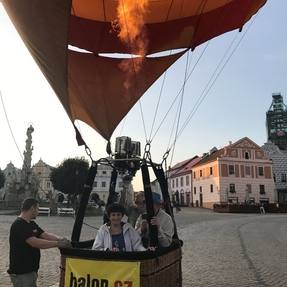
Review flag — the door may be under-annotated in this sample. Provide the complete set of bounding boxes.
[199,193,203,207]
[186,192,190,206]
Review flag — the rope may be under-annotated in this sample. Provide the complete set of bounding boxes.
[0,90,24,162]
[169,51,190,166]
[82,221,99,230]
[148,51,171,141]
[165,0,174,21]
[150,43,209,143]
[149,0,220,146]
[0,90,54,196]
[176,35,239,140]
[166,99,180,153]
[139,99,148,141]
[169,13,260,148]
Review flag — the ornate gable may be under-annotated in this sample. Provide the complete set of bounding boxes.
[231,137,260,149]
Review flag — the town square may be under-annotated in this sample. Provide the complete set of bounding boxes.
[1,1,287,287]
[1,209,287,287]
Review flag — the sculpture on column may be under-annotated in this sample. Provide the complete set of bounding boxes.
[20,125,39,199]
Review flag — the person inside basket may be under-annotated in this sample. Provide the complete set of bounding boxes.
[135,192,174,248]
[92,203,146,251]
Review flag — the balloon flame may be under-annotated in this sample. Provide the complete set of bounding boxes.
[115,0,149,89]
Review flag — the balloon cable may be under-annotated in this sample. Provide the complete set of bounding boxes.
[0,90,55,197]
[150,43,210,143]
[169,12,261,151]
[169,51,190,166]
[0,90,24,162]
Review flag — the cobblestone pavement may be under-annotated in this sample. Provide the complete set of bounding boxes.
[1,208,287,287]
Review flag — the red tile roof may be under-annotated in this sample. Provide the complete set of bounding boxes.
[169,156,201,177]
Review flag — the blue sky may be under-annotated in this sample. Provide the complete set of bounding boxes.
[0,1,286,190]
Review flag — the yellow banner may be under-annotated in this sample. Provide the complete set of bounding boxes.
[65,257,140,287]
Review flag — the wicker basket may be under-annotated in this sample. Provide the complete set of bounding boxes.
[59,244,182,287]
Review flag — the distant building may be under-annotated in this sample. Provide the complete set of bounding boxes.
[32,159,57,200]
[266,93,287,150]
[0,162,21,201]
[262,142,287,203]
[1,160,58,202]
[168,156,201,206]
[192,137,276,209]
[91,162,126,203]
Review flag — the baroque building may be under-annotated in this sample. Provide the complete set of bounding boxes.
[192,137,275,209]
[0,162,21,201]
[32,159,57,201]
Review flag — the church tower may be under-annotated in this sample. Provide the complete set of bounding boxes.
[266,93,287,150]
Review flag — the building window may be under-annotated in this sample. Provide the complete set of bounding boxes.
[229,183,235,193]
[244,152,250,159]
[194,187,196,195]
[210,167,213,175]
[245,166,251,176]
[273,173,276,182]
[102,171,107,175]
[281,173,287,182]
[228,165,235,175]
[259,184,265,195]
[101,181,106,188]
[186,176,189,186]
[210,184,213,193]
[200,170,202,177]
[93,182,97,188]
[46,182,50,188]
[180,177,184,187]
[172,179,175,188]
[193,172,196,179]
[176,178,178,187]
[246,184,252,193]
[199,186,202,193]
[258,167,264,176]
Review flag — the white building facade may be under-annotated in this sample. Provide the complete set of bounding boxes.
[91,163,126,203]
[168,156,201,206]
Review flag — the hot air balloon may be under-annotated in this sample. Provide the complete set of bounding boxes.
[2,1,267,286]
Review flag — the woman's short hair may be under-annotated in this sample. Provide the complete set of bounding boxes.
[106,203,126,217]
[21,198,39,211]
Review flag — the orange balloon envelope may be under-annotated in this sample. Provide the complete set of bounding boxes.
[2,0,267,140]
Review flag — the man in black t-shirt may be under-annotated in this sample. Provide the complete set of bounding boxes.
[8,198,71,287]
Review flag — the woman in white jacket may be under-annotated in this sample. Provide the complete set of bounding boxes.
[92,203,146,252]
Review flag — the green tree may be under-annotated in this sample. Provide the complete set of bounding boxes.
[50,157,89,206]
[0,168,5,189]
